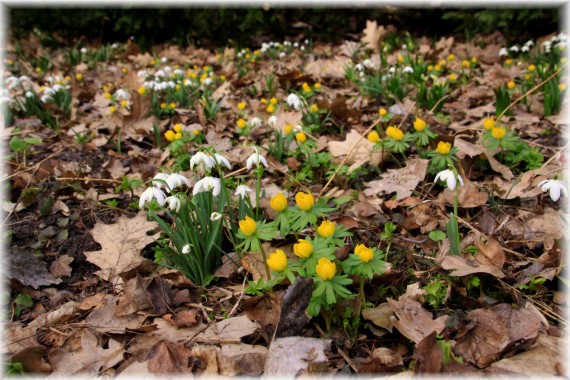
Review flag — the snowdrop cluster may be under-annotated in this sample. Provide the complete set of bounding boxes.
[286,93,304,111]
[543,33,567,53]
[259,39,309,55]
[139,172,192,211]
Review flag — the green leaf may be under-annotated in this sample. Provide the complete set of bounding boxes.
[9,136,25,152]
[15,293,33,308]
[429,230,446,242]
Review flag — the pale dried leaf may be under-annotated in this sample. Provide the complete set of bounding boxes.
[49,255,74,278]
[264,337,331,376]
[364,158,429,200]
[8,248,61,289]
[85,294,141,333]
[439,255,505,278]
[361,302,394,332]
[219,344,268,376]
[440,180,489,208]
[197,315,259,340]
[518,207,565,251]
[84,212,160,283]
[361,20,388,51]
[388,298,447,344]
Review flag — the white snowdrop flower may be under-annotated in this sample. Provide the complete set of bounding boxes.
[155,70,166,78]
[434,169,464,190]
[111,43,119,49]
[305,39,309,44]
[209,153,231,170]
[510,45,519,53]
[157,82,168,91]
[293,42,299,48]
[359,71,365,78]
[389,66,396,74]
[402,44,407,50]
[161,57,168,63]
[537,179,568,202]
[210,212,222,222]
[166,81,176,88]
[381,75,389,82]
[190,152,216,171]
[521,45,530,53]
[279,52,287,59]
[25,91,34,98]
[80,47,88,54]
[284,41,291,46]
[558,32,567,42]
[137,70,148,78]
[143,80,155,89]
[498,47,509,57]
[19,76,31,84]
[300,46,305,51]
[363,59,375,69]
[402,66,414,74]
[40,94,52,103]
[250,117,262,127]
[6,76,20,89]
[52,84,64,92]
[164,66,172,74]
[115,88,129,100]
[43,87,56,96]
[268,115,279,128]
[166,173,192,191]
[544,41,552,53]
[139,187,167,208]
[165,196,181,212]
[235,185,253,199]
[293,124,303,132]
[286,93,303,111]
[558,41,567,50]
[182,244,191,254]
[193,176,221,197]
[173,69,184,76]
[203,78,213,86]
[525,39,534,47]
[183,79,192,86]
[354,63,364,71]
[246,149,268,170]
[152,173,170,190]
[0,95,12,105]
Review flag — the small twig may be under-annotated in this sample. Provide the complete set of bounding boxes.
[224,167,247,178]
[428,94,450,114]
[4,147,64,180]
[56,177,122,183]
[337,346,359,373]
[539,141,569,172]
[227,275,247,318]
[268,161,310,193]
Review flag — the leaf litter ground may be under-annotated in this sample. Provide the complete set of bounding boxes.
[2,23,568,377]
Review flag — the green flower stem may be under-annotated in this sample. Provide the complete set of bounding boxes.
[388,152,403,168]
[321,308,332,335]
[258,241,271,281]
[354,276,365,322]
[255,166,262,220]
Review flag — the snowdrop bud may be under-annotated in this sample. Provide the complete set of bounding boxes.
[182,245,191,254]
[300,46,305,51]
[25,91,34,98]
[268,115,279,128]
[235,185,253,199]
[250,117,262,127]
[210,212,222,221]
[165,196,181,212]
[279,52,286,59]
[498,47,508,57]
[161,57,168,63]
[80,47,88,54]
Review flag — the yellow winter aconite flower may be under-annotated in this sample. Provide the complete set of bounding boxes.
[109,106,116,114]
[239,216,257,236]
[310,104,319,113]
[413,117,427,132]
[164,130,175,141]
[175,84,181,91]
[505,59,512,65]
[427,65,434,71]
[270,97,278,105]
[434,64,441,71]
[35,67,42,73]
[104,92,112,99]
[435,141,451,155]
[294,239,314,258]
[462,60,470,68]
[525,74,532,81]
[173,124,183,133]
[528,64,536,71]
[447,54,455,61]
[386,126,404,141]
[267,250,288,272]
[507,81,515,89]
[270,193,288,212]
[193,129,200,136]
[316,258,336,280]
[137,86,146,95]
[122,67,128,74]
[302,82,311,92]
[471,57,477,63]
[448,73,457,81]
[317,220,335,238]
[559,83,566,91]
[284,124,294,134]
[295,192,315,211]
[314,82,321,89]
[160,102,167,109]
[169,102,176,109]
[260,98,267,104]
[237,119,247,129]
[75,73,83,81]
[174,132,182,140]
[354,244,374,263]
[491,126,507,140]
[238,101,246,110]
[266,104,275,113]
[367,131,380,143]
[120,100,128,107]
[296,131,307,143]
[483,117,495,131]
[379,107,387,117]
[397,55,404,63]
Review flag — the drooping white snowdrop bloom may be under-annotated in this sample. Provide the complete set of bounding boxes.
[210,212,222,221]
[209,153,231,170]
[80,47,88,54]
[498,47,509,57]
[402,66,414,74]
[190,152,216,171]
[193,176,221,197]
[354,63,364,72]
[166,173,192,192]
[537,179,568,202]
[25,91,34,98]
[509,45,520,53]
[115,88,130,100]
[139,187,167,208]
[235,185,253,199]
[268,115,279,128]
[151,173,170,190]
[286,93,303,111]
[434,169,464,190]
[525,39,534,47]
[165,195,181,212]
[246,149,268,170]
[6,76,20,89]
[182,244,191,254]
[279,52,287,59]
[521,45,530,53]
[363,59,375,69]
[161,57,168,63]
[250,117,262,127]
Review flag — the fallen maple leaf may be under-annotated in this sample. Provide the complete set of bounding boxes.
[84,212,160,283]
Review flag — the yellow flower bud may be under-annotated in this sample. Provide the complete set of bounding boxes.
[525,73,532,81]
[160,102,167,109]
[75,73,83,81]
[120,100,128,107]
[267,250,288,273]
[266,104,275,113]
[284,124,293,134]
[427,65,434,71]
[137,86,146,95]
[413,117,426,132]
[175,84,181,91]
[528,64,536,72]
[295,192,314,211]
[122,67,128,74]
[169,102,176,109]
[354,244,374,263]
[397,55,404,63]
[174,132,182,140]
[270,97,278,105]
[471,57,477,63]
[448,73,457,81]
[239,216,257,236]
[507,81,515,89]
[294,239,314,258]
[295,131,307,143]
[462,60,470,69]
[260,98,267,104]
[379,107,387,117]
[505,59,512,65]
[193,129,200,136]
[316,257,336,280]
[109,106,116,114]
[317,220,335,238]
[386,126,404,141]
[491,126,507,140]
[173,123,183,133]
[237,119,247,129]
[238,101,246,110]
[104,92,112,99]
[310,104,318,113]
[447,54,455,61]
[483,117,495,131]
[368,131,380,143]
[314,83,321,89]
[559,83,567,92]
[35,67,41,73]
[435,141,451,155]
[164,130,175,141]
[270,193,288,212]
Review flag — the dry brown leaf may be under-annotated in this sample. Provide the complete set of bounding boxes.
[107,159,130,180]
[518,207,565,251]
[304,56,351,80]
[49,255,74,278]
[490,166,558,199]
[388,298,447,344]
[327,129,383,172]
[85,294,141,334]
[358,347,403,373]
[361,20,388,51]
[264,337,331,376]
[339,40,361,57]
[9,247,61,289]
[475,235,506,269]
[196,315,259,341]
[11,346,51,373]
[361,302,394,332]
[48,329,124,376]
[163,310,199,328]
[438,255,505,278]
[364,158,429,200]
[440,180,489,208]
[116,275,152,317]
[147,340,195,375]
[218,344,268,376]
[454,303,544,368]
[414,332,443,374]
[84,212,160,283]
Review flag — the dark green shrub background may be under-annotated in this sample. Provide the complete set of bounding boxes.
[9,7,560,49]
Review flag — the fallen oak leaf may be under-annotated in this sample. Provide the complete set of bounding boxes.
[364,158,429,201]
[387,298,447,344]
[438,255,505,278]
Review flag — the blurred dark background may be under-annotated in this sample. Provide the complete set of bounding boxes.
[9,7,561,50]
